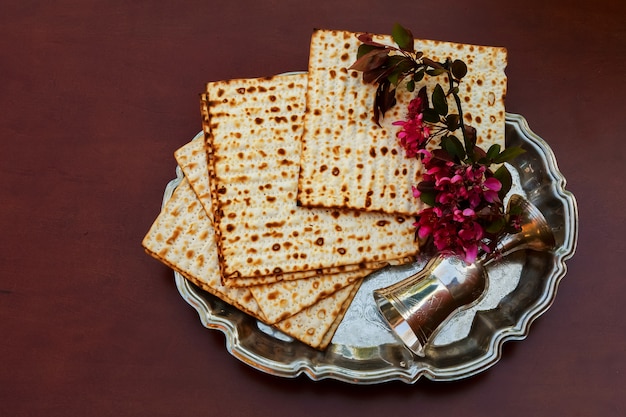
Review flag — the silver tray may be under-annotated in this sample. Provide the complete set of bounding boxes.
[164,113,578,384]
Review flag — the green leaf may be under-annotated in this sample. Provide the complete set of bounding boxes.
[426,68,445,76]
[356,44,382,59]
[391,23,414,52]
[417,85,428,104]
[413,68,425,82]
[486,144,501,161]
[387,70,400,86]
[485,216,506,234]
[420,191,436,207]
[432,84,448,116]
[494,165,512,200]
[445,114,460,131]
[441,135,465,161]
[406,79,415,92]
[386,54,408,66]
[493,146,526,164]
[423,108,440,123]
[390,57,416,84]
[451,59,468,79]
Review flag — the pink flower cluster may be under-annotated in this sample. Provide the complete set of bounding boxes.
[391,95,515,263]
[392,97,430,158]
[412,151,503,263]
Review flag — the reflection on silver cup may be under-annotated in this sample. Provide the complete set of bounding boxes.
[373,194,556,357]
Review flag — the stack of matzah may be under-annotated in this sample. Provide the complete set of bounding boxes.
[142,28,507,350]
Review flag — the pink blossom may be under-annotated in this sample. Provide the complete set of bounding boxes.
[393,97,429,158]
[411,153,506,262]
[484,177,502,191]
[394,93,510,262]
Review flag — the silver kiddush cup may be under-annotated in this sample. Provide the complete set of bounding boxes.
[373,194,556,357]
[373,254,487,357]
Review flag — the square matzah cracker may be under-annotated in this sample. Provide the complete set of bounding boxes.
[202,74,418,282]
[274,280,362,350]
[141,175,362,349]
[298,29,507,216]
[141,177,262,319]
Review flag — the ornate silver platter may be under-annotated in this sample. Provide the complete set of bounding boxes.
[164,113,577,384]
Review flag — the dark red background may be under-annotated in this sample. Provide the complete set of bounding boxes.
[1,1,624,416]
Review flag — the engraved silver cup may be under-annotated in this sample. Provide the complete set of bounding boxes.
[373,194,556,357]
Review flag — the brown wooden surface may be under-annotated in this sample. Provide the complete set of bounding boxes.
[1,1,624,416]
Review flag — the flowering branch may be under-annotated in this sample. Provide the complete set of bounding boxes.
[351,24,526,263]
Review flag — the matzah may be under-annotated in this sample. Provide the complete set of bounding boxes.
[174,135,369,323]
[173,133,214,219]
[141,176,361,349]
[297,29,507,216]
[202,74,418,284]
[141,177,262,318]
[274,280,362,350]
